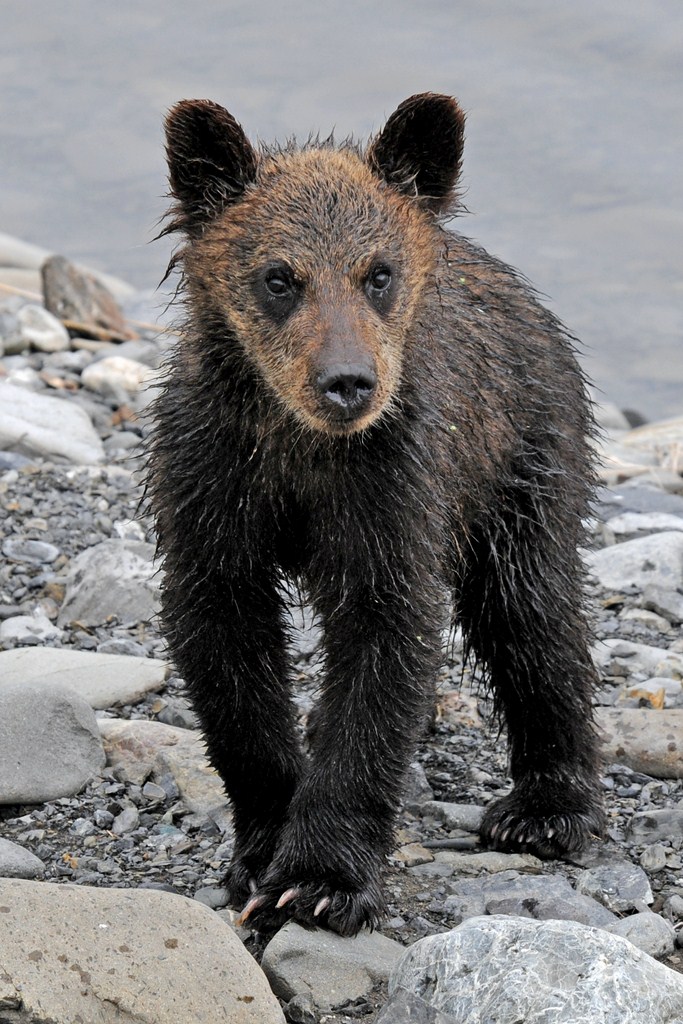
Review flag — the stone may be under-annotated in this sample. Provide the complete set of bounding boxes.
[261,921,404,1012]
[0,230,50,269]
[0,838,45,879]
[639,843,669,872]
[606,911,677,958]
[0,877,285,1023]
[0,381,104,464]
[42,253,137,342]
[14,302,70,352]
[576,861,653,913]
[0,646,169,709]
[58,538,159,627]
[1,536,60,564]
[608,512,683,535]
[598,484,683,520]
[419,802,484,832]
[387,916,683,1023]
[620,416,683,454]
[81,355,155,396]
[593,638,683,680]
[643,586,683,624]
[0,680,105,804]
[586,531,683,592]
[112,804,140,834]
[596,707,683,778]
[629,808,683,842]
[444,871,616,929]
[0,610,63,644]
[99,718,228,816]
[413,851,541,880]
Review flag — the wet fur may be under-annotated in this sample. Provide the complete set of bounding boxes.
[148,94,604,936]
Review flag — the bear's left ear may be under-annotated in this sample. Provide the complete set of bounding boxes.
[367,93,465,214]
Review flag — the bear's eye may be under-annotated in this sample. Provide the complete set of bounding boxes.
[367,266,392,292]
[265,270,294,297]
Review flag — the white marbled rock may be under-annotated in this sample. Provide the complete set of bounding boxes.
[0,878,285,1023]
[387,916,683,1023]
[0,680,105,803]
[0,646,169,709]
[0,381,104,464]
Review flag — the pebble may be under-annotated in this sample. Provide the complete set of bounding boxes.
[81,355,154,396]
[606,910,678,958]
[0,838,46,879]
[639,843,669,872]
[2,536,60,564]
[597,707,683,778]
[0,610,63,644]
[587,531,683,592]
[419,801,484,832]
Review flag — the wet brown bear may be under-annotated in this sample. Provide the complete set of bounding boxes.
[149,94,604,936]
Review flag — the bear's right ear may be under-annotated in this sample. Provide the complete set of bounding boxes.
[164,100,258,233]
[367,94,465,214]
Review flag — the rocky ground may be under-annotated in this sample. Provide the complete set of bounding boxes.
[1,238,683,1022]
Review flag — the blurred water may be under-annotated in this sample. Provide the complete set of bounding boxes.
[1,0,682,417]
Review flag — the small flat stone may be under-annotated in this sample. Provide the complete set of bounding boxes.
[639,844,668,872]
[629,808,683,842]
[262,921,403,1012]
[15,303,70,352]
[81,355,154,396]
[0,611,63,645]
[420,802,484,832]
[0,838,45,879]
[112,804,140,835]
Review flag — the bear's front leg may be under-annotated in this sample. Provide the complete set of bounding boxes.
[241,566,445,936]
[160,560,304,906]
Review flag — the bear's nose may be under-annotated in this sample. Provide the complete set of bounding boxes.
[317,363,377,415]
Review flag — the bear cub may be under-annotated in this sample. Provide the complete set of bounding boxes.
[149,93,604,936]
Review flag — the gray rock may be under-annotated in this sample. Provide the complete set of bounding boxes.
[58,538,159,627]
[0,646,169,709]
[643,585,683,624]
[13,303,70,352]
[0,231,50,269]
[388,916,683,1023]
[261,921,404,1012]
[158,696,199,730]
[606,910,677,958]
[412,850,541,880]
[194,885,230,909]
[593,638,683,680]
[640,843,669,872]
[2,536,60,564]
[403,761,435,805]
[0,877,285,1023]
[444,871,617,929]
[0,381,104,464]
[112,804,140,834]
[0,680,105,803]
[629,808,683,842]
[0,838,45,879]
[608,512,683,535]
[420,801,484,832]
[0,610,63,644]
[586,532,683,592]
[576,860,653,913]
[596,707,683,778]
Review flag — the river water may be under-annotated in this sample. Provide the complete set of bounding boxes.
[2,0,682,417]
